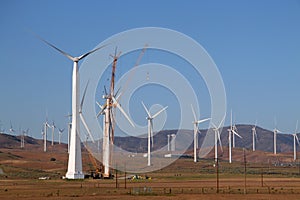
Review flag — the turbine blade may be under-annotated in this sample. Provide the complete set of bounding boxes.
[295,120,299,134]
[114,87,121,99]
[197,125,201,134]
[191,104,197,122]
[277,130,283,134]
[113,96,135,127]
[96,101,103,109]
[141,101,151,118]
[35,34,75,61]
[152,106,168,119]
[217,115,226,129]
[80,113,95,143]
[196,118,211,124]
[295,134,300,146]
[211,122,218,129]
[151,120,154,148]
[230,109,233,129]
[217,131,223,152]
[96,101,106,118]
[77,44,108,60]
[115,91,122,101]
[80,80,89,110]
[233,125,238,131]
[96,110,103,118]
[232,130,242,138]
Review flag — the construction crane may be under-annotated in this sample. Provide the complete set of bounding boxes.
[97,45,147,178]
[118,44,148,100]
[85,144,104,179]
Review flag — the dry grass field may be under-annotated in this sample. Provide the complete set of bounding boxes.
[1,146,300,199]
[1,178,300,199]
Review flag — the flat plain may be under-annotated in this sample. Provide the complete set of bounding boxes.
[1,145,300,199]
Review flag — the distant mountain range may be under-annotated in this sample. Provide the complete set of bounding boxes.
[0,124,298,155]
[113,125,297,154]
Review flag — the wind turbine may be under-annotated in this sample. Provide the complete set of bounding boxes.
[96,50,135,177]
[9,121,15,134]
[211,117,225,162]
[142,102,168,166]
[292,120,299,160]
[43,119,51,152]
[228,110,242,163]
[51,121,56,146]
[21,128,29,148]
[191,104,210,162]
[38,36,106,179]
[252,121,258,151]
[58,128,65,145]
[273,118,282,155]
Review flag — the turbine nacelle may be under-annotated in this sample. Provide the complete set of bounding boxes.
[273,128,283,134]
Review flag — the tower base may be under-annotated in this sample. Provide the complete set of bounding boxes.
[65,171,84,179]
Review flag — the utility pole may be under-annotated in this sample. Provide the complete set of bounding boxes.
[216,158,219,193]
[124,163,127,189]
[243,148,247,194]
[261,167,264,187]
[115,164,118,189]
[298,159,300,176]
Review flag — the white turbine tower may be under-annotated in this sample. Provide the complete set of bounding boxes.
[228,110,242,163]
[171,134,176,151]
[252,121,258,151]
[51,121,56,146]
[191,104,210,163]
[292,120,299,161]
[142,102,168,166]
[43,120,51,152]
[97,94,134,177]
[58,128,65,145]
[167,134,170,151]
[38,36,106,179]
[211,117,225,162]
[273,128,283,155]
[21,128,29,148]
[273,118,282,155]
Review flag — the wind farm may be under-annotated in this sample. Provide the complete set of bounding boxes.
[1,36,300,200]
[1,1,300,199]
[1,40,299,199]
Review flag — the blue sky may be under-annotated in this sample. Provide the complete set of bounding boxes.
[0,0,300,142]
